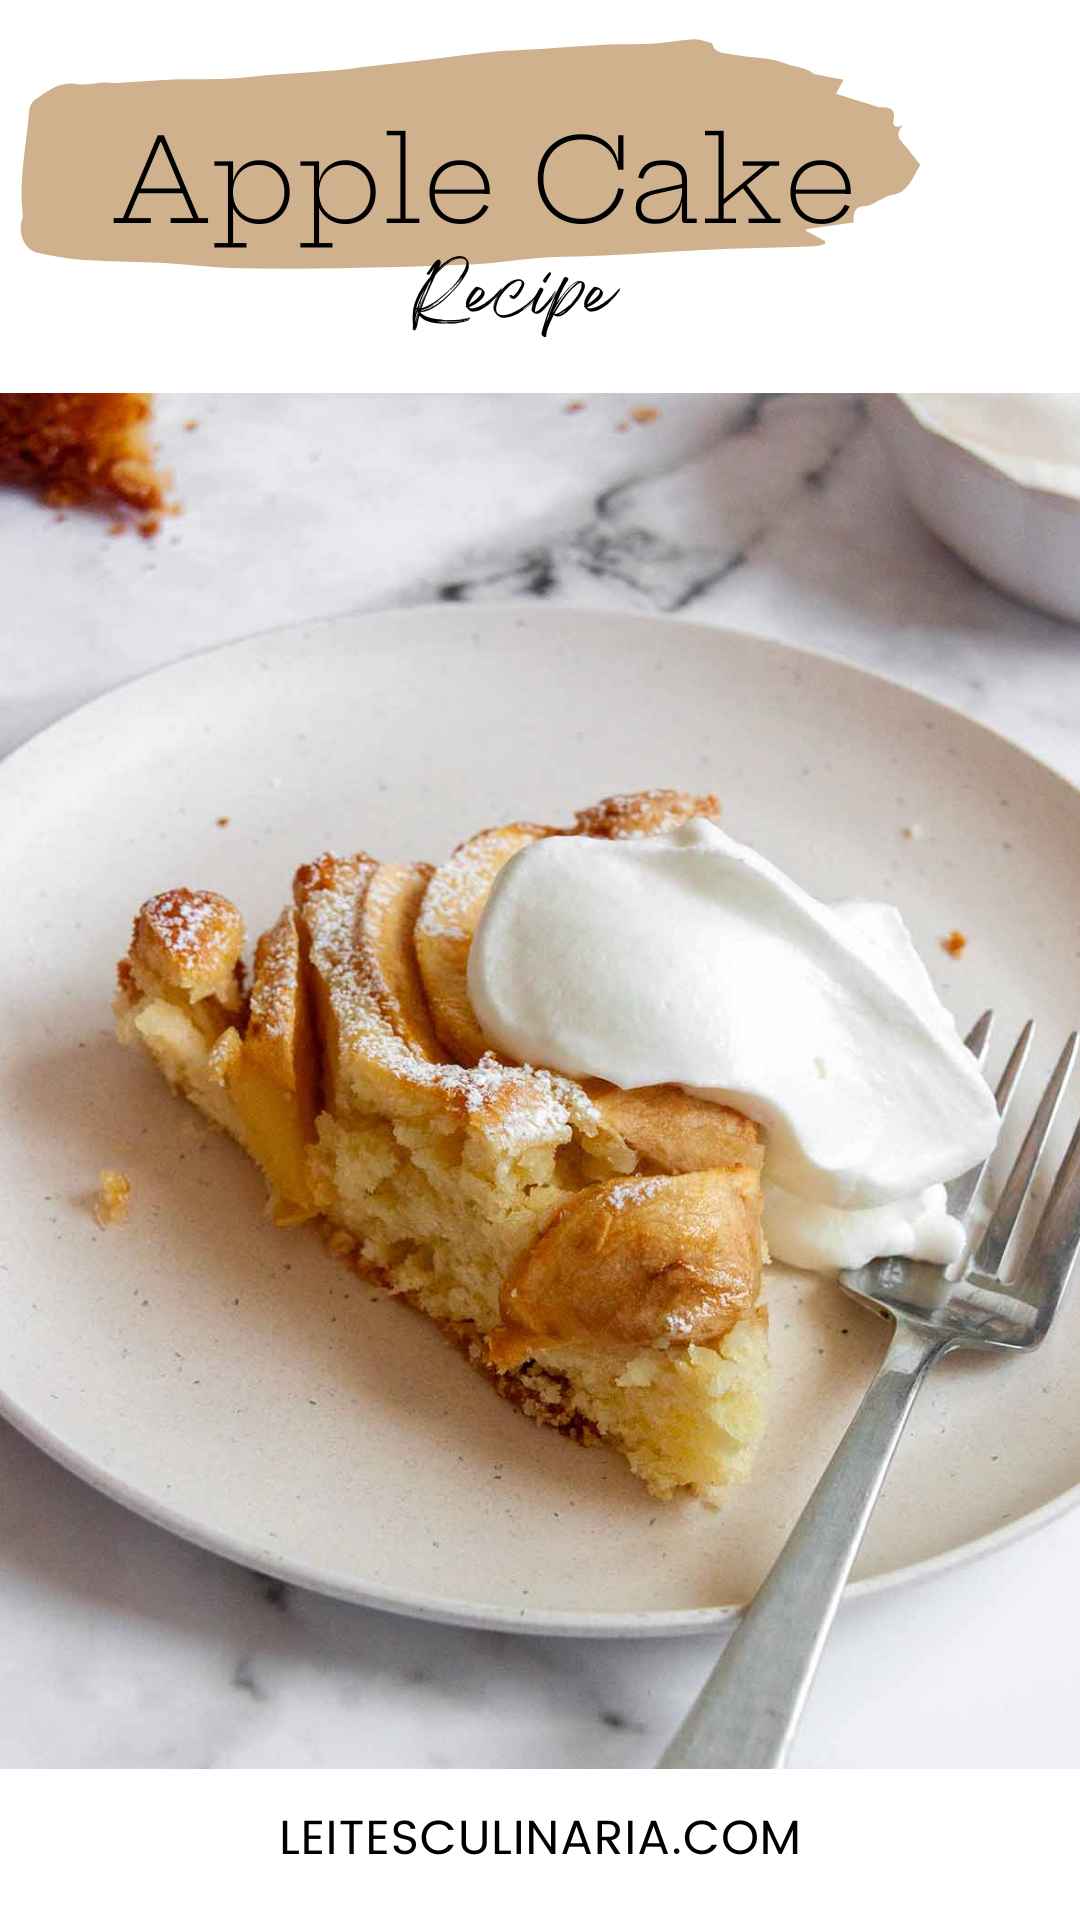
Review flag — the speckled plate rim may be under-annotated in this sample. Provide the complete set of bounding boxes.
[5,1363,1080,1638]
[3,604,1080,1639]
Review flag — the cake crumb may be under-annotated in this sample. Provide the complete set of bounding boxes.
[564,400,586,414]
[183,419,199,432]
[941,930,967,957]
[94,1169,132,1226]
[630,406,659,424]
[901,823,925,841]
[215,815,230,828]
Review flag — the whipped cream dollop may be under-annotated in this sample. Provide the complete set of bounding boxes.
[467,819,1000,1274]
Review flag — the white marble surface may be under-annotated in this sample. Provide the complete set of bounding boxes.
[3,392,1080,1768]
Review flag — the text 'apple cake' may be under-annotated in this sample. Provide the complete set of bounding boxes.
[115,791,768,1503]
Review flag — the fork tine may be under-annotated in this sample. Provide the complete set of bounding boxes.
[965,1009,994,1067]
[993,1019,1036,1114]
[947,1017,1032,1218]
[1013,1106,1080,1339]
[973,1032,1077,1276]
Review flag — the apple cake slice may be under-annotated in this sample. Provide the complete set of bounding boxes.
[115,791,768,1502]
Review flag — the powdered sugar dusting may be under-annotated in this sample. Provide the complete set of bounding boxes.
[249,909,296,1041]
[143,890,243,983]
[416,826,545,940]
[303,855,597,1152]
[574,790,719,839]
[605,1175,668,1210]
[147,890,231,953]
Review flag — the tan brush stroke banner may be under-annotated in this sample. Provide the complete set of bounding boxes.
[22,41,917,268]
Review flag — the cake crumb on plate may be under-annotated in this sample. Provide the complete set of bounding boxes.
[94,1169,132,1227]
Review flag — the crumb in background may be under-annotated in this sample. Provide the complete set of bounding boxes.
[0,394,173,533]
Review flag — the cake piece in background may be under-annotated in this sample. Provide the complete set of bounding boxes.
[0,393,171,532]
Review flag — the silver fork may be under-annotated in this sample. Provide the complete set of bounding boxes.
[659,1013,1080,1770]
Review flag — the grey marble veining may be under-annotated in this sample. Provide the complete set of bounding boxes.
[3,393,1080,1769]
[423,394,864,615]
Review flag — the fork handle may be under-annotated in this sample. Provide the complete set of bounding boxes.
[659,1319,946,1769]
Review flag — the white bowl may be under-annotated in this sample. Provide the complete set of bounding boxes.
[870,394,1080,624]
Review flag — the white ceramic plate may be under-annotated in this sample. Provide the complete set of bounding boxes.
[3,606,1079,1636]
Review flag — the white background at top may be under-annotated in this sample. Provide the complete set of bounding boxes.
[3,0,1079,391]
